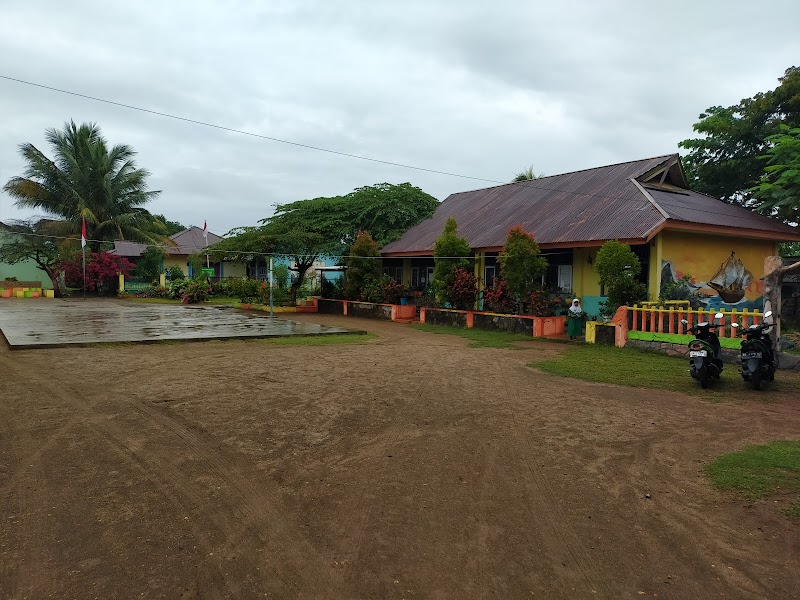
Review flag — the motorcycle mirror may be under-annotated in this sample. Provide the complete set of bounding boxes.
[680,319,688,325]
[714,312,724,320]
[764,310,773,319]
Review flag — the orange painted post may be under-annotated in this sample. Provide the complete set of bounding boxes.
[668,307,674,334]
[466,311,474,329]
[420,307,426,324]
[658,309,665,334]
[343,301,348,316]
[718,309,726,337]
[649,308,656,333]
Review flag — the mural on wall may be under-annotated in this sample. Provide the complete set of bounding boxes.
[660,251,764,311]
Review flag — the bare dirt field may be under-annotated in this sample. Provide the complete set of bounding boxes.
[1,312,799,599]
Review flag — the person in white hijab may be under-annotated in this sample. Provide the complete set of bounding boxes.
[567,298,584,339]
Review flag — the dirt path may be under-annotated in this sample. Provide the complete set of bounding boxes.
[1,313,799,599]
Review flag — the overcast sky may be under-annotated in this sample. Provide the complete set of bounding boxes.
[1,1,798,235]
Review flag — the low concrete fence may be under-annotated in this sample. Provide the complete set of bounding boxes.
[1,284,55,299]
[317,299,417,322]
[420,307,565,338]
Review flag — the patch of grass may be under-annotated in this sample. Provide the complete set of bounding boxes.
[706,441,800,519]
[410,323,538,348]
[628,330,742,349]
[532,344,800,398]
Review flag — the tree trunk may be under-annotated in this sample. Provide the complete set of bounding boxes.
[290,262,312,306]
[45,267,63,298]
[764,256,800,356]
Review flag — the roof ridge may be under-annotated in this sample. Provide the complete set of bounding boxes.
[446,153,678,197]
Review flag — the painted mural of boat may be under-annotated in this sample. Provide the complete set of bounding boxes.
[707,252,753,304]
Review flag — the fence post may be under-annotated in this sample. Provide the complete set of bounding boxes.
[649,308,656,333]
[718,309,726,337]
[668,307,674,334]
[658,308,665,334]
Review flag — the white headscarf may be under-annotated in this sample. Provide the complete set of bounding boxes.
[569,299,582,314]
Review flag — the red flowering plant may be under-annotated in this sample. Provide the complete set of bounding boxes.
[445,267,478,310]
[180,279,212,304]
[527,286,561,317]
[482,277,514,314]
[61,250,133,293]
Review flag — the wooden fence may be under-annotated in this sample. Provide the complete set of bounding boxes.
[629,301,764,339]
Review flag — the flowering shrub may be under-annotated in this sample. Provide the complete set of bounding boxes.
[527,287,562,316]
[61,251,133,293]
[360,274,403,303]
[445,268,478,310]
[136,285,170,299]
[180,279,211,304]
[483,277,514,313]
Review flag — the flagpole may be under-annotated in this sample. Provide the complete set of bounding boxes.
[81,216,87,299]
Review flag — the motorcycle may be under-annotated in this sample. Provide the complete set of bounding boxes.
[680,313,724,389]
[731,310,776,390]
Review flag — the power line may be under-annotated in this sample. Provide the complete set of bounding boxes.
[0,74,679,206]
[0,74,500,184]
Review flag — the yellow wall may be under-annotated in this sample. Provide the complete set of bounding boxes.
[402,259,412,287]
[648,234,663,301]
[572,247,602,298]
[224,262,246,277]
[163,256,188,276]
[660,230,778,305]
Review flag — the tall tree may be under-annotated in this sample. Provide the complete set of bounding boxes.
[211,183,438,303]
[3,121,167,250]
[0,220,66,294]
[679,67,800,207]
[752,126,800,224]
[344,231,381,300]
[431,218,472,305]
[496,226,548,303]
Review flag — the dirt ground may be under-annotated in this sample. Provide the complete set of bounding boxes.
[1,312,799,600]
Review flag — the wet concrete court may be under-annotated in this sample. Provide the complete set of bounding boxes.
[0,300,358,348]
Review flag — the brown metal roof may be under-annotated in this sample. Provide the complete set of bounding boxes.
[382,154,800,255]
[646,188,800,238]
[112,226,223,257]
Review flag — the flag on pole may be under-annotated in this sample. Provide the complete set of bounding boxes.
[81,217,87,248]
[203,220,208,243]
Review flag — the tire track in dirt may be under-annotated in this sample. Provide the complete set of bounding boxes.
[501,362,608,596]
[0,353,63,600]
[0,350,341,598]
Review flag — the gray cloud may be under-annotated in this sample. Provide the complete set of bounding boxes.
[1,0,798,235]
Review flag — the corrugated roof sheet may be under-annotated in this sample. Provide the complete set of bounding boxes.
[382,154,800,254]
[111,226,223,257]
[646,188,800,236]
[382,155,673,253]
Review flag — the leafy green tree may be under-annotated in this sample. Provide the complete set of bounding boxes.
[752,126,800,224]
[512,166,543,182]
[132,246,164,281]
[679,67,800,207]
[594,240,647,315]
[273,264,290,289]
[3,121,167,250]
[496,226,548,303]
[344,231,381,300]
[431,218,473,305]
[210,182,438,304]
[153,215,186,236]
[0,220,65,294]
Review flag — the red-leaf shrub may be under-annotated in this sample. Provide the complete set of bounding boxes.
[61,251,133,293]
[446,267,478,310]
[483,277,514,314]
[528,287,561,317]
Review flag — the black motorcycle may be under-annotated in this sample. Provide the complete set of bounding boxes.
[681,313,724,389]
[731,311,776,390]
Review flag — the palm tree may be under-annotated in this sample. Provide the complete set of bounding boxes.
[3,121,167,251]
[512,165,542,183]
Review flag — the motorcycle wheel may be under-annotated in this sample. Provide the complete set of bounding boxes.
[751,372,762,391]
[699,368,709,389]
